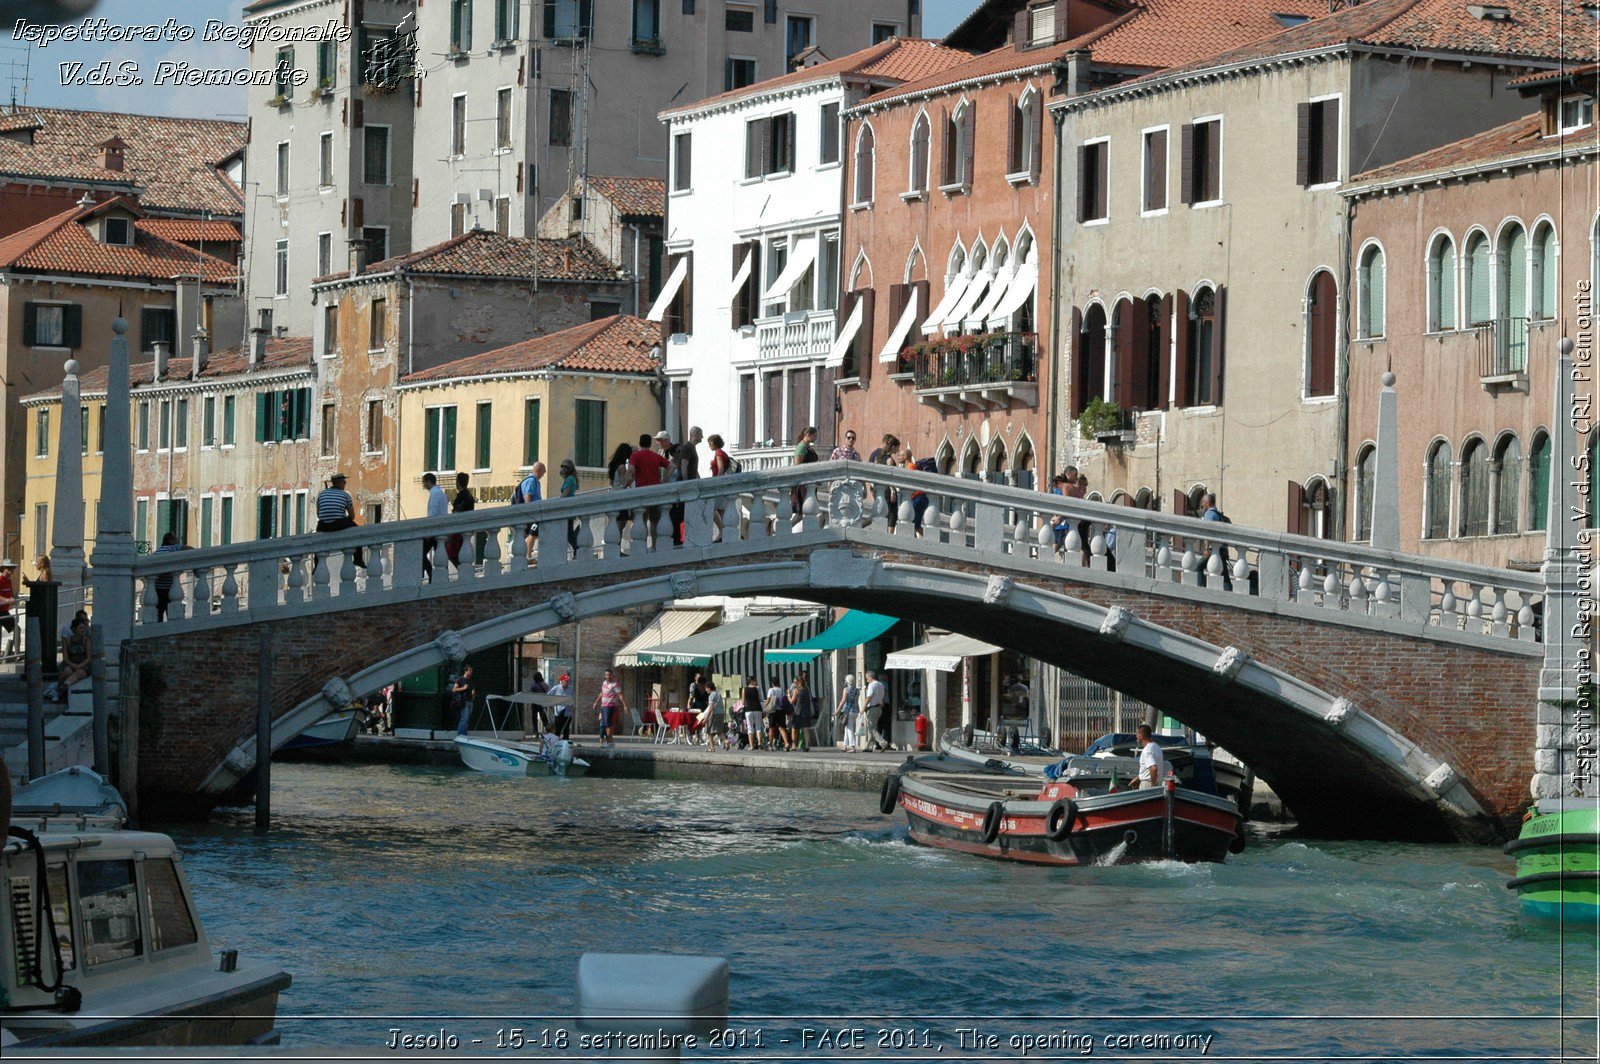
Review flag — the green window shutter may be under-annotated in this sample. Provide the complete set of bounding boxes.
[574,400,592,466]
[476,402,492,469]
[200,496,214,549]
[22,302,37,346]
[426,407,441,468]
[524,398,540,466]
[255,392,268,442]
[224,396,236,445]
[62,305,82,348]
[443,406,458,470]
[220,496,234,544]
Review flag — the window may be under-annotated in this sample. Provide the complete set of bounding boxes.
[672,131,692,190]
[222,395,236,445]
[103,217,132,245]
[363,226,388,262]
[942,103,973,188]
[200,495,214,548]
[634,0,662,47]
[1464,231,1492,324]
[1305,271,1337,397]
[80,404,88,455]
[321,403,336,456]
[79,860,142,966]
[726,7,754,31]
[35,407,49,457]
[475,401,493,469]
[819,102,840,165]
[549,89,572,146]
[1078,139,1108,222]
[872,22,897,43]
[141,858,198,952]
[1459,437,1489,537]
[763,239,788,316]
[1142,128,1168,212]
[323,305,339,356]
[156,498,186,545]
[1531,221,1557,321]
[1492,434,1521,535]
[174,397,188,450]
[661,251,693,334]
[369,298,388,349]
[203,396,216,447]
[495,0,518,40]
[1181,118,1221,204]
[817,233,839,312]
[786,15,813,66]
[451,202,467,238]
[24,302,78,347]
[317,232,332,277]
[726,57,757,91]
[140,307,176,354]
[424,405,459,471]
[491,88,513,152]
[744,113,795,178]
[274,46,295,100]
[318,131,333,187]
[158,400,172,450]
[1559,95,1595,134]
[275,240,288,296]
[450,0,472,50]
[96,404,104,454]
[365,399,383,452]
[451,94,467,155]
[574,398,605,467]
[1008,91,1039,178]
[896,114,928,197]
[495,196,510,236]
[1425,439,1452,539]
[134,498,147,545]
[523,398,541,466]
[364,126,390,184]
[1297,98,1340,186]
[1427,233,1457,331]
[1029,2,1055,45]
[853,124,875,204]
[255,388,313,442]
[276,142,289,196]
[1357,244,1385,339]
[220,495,234,544]
[1184,286,1224,406]
[544,0,593,40]
[361,26,411,86]
[316,38,335,88]
[136,400,150,450]
[1354,444,1376,540]
[257,494,276,539]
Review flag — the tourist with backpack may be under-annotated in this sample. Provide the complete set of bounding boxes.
[512,461,545,560]
[1200,492,1233,589]
[764,673,793,751]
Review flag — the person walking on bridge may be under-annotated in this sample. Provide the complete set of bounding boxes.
[515,461,546,560]
[830,430,860,463]
[422,472,447,583]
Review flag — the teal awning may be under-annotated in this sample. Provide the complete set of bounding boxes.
[637,613,824,676]
[765,611,899,663]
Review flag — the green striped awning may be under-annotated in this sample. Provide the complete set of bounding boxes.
[637,612,825,681]
[765,611,899,662]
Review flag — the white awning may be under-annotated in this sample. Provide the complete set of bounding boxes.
[967,267,1015,327]
[646,256,690,323]
[825,297,865,368]
[760,236,817,302]
[613,608,721,667]
[942,272,991,329]
[884,632,1002,672]
[877,286,919,362]
[989,262,1039,323]
[728,249,753,304]
[921,274,970,334]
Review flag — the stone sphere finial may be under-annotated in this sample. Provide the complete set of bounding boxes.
[112,317,128,335]
[1558,337,1575,356]
[1381,371,1396,387]
[64,359,79,377]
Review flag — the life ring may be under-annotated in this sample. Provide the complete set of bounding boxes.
[981,801,1004,844]
[879,773,902,815]
[1046,798,1077,841]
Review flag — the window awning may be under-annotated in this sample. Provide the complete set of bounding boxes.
[761,236,817,302]
[922,274,970,334]
[613,608,721,667]
[968,266,1015,327]
[877,285,919,362]
[764,610,898,663]
[637,613,825,680]
[942,272,991,329]
[646,255,689,322]
[988,262,1038,323]
[884,632,1001,672]
[728,249,754,304]
[825,297,865,368]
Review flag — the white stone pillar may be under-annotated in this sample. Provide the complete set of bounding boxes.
[51,359,86,596]
[88,319,136,658]
[1370,371,1401,550]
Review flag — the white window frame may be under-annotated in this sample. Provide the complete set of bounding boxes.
[1190,114,1225,209]
[1425,229,1459,335]
[364,124,392,186]
[275,141,290,198]
[317,231,333,278]
[363,396,385,456]
[1555,94,1595,136]
[670,129,692,194]
[941,99,972,193]
[1005,86,1039,185]
[29,299,70,349]
[1140,123,1170,218]
[495,86,515,154]
[851,121,875,209]
[450,92,468,158]
[317,130,335,190]
[1305,92,1344,190]
[1082,135,1110,227]
[274,239,289,298]
[1356,239,1387,340]
[905,109,931,199]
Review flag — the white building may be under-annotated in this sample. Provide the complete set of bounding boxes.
[652,39,968,466]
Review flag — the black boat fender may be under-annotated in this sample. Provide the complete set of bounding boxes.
[879,773,903,815]
[981,801,1004,844]
[1045,798,1077,841]
[1229,823,1247,854]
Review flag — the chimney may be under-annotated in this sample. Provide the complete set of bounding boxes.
[249,327,267,367]
[99,136,125,172]
[191,329,210,380]
[152,340,170,381]
[562,244,573,274]
[348,236,368,277]
[174,273,202,365]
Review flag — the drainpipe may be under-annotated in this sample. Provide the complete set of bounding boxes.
[1334,189,1355,538]
[627,223,642,316]
[1047,106,1067,484]
[406,273,416,377]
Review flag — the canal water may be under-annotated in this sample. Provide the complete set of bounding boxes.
[173,763,1595,1060]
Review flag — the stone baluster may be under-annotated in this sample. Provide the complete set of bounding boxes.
[1232,555,1252,596]
[1205,548,1225,589]
[749,495,769,539]
[1438,581,1458,629]
[722,497,742,544]
[175,569,194,621]
[947,505,966,548]
[1154,541,1172,582]
[460,528,478,572]
[799,495,820,533]
[897,498,917,538]
[312,553,332,602]
[139,575,159,624]
[480,522,503,578]
[630,506,649,555]
[368,541,387,585]
[1517,600,1538,642]
[505,526,527,575]
[1370,569,1400,619]
[1321,564,1342,610]
[1490,588,1508,639]
[1464,585,1485,634]
[1297,559,1316,603]
[655,506,675,550]
[1090,531,1109,572]
[1063,526,1082,567]
[579,515,600,561]
[1180,547,1201,587]
[220,564,240,613]
[1347,570,1368,613]
[339,551,358,595]
[286,556,307,602]
[776,491,794,535]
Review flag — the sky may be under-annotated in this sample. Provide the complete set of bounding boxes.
[4,0,977,119]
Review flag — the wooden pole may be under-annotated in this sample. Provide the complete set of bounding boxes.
[255,626,273,834]
[24,615,44,780]
[89,622,110,776]
[117,642,139,822]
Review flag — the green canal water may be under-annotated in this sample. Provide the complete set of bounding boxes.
[169,763,1596,1060]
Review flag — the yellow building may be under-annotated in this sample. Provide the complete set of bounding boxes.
[394,316,664,516]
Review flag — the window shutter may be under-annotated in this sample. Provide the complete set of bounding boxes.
[1054,0,1070,42]
[785,116,796,173]
[1157,294,1174,409]
[940,107,953,185]
[856,288,876,378]
[913,279,930,325]
[22,302,37,346]
[1005,93,1017,171]
[732,244,746,327]
[1295,102,1311,187]
[1179,123,1194,205]
[1320,99,1340,183]
[962,101,976,184]
[1286,480,1308,535]
[1172,489,1189,517]
[255,392,268,442]
[543,0,556,38]
[1211,284,1226,405]
[760,118,773,176]
[1114,301,1136,407]
[1013,9,1029,47]
[443,406,458,469]
[1172,289,1191,408]
[1077,145,1091,222]
[745,120,762,178]
[1095,145,1108,219]
[681,251,694,334]
[1030,95,1043,178]
[63,305,83,349]
[1071,306,1090,414]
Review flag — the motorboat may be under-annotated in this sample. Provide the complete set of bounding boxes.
[1,766,291,1049]
[882,754,1245,866]
[1504,797,1598,925]
[939,726,1063,774]
[455,734,589,777]
[273,708,361,761]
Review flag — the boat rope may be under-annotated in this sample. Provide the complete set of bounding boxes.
[1,827,83,1014]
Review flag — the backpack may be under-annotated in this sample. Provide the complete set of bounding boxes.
[726,454,743,474]
[1218,512,1233,524]
[510,485,526,505]
[914,456,938,474]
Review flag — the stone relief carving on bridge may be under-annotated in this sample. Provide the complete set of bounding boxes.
[1325,698,1358,727]
[550,593,579,622]
[1212,646,1251,681]
[983,575,1014,606]
[433,630,469,663]
[1099,606,1132,641]
[828,480,865,527]
[320,677,355,710]
[670,573,696,600]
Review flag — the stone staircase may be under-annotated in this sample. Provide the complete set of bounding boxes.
[0,670,96,781]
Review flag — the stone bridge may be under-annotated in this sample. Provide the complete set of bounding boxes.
[119,457,1578,842]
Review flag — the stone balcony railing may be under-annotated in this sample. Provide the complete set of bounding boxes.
[1476,316,1530,387]
[911,332,1039,410]
[754,309,835,362]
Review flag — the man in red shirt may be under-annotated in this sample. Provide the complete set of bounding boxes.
[0,560,16,655]
[628,432,672,546]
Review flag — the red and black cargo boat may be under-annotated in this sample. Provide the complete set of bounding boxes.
[881,755,1245,866]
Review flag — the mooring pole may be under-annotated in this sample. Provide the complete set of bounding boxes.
[24,615,45,780]
[89,622,110,776]
[255,626,273,835]
[117,643,139,823]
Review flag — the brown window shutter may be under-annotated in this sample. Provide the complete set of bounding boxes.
[914,279,930,322]
[342,98,349,127]
[415,75,422,108]
[1070,305,1089,414]
[1054,0,1070,42]
[1286,480,1308,535]
[340,199,347,225]
[732,243,746,328]
[413,178,420,207]
[1013,9,1029,48]
[856,287,876,378]
[940,107,954,184]
[889,282,908,325]
[962,101,976,184]
[1173,488,1189,517]
[1321,99,1340,183]
[1295,102,1311,187]
[516,163,523,193]
[1211,284,1226,405]
[1114,300,1136,407]
[1077,145,1091,222]
[246,116,252,144]
[1030,94,1043,179]
[518,56,525,86]
[1006,93,1017,172]
[682,252,694,334]
[1157,294,1174,409]
[786,115,797,173]
[1179,123,1194,205]
[746,121,763,178]
[1147,129,1167,209]
[1095,144,1108,219]
[352,197,364,228]
[1308,271,1335,396]
[1173,288,1191,406]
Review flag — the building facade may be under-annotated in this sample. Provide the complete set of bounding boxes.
[534,174,667,317]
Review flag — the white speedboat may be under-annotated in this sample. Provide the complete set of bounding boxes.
[455,734,589,777]
[1,766,291,1049]
[273,708,361,761]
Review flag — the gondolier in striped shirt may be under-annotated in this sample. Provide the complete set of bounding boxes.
[315,473,365,568]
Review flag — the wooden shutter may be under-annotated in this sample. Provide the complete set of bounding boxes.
[1070,305,1088,414]
[1013,9,1028,47]
[887,283,908,330]
[1172,288,1191,407]
[962,101,976,185]
[255,392,269,443]
[732,243,747,328]
[1157,294,1173,409]
[1320,99,1340,183]
[681,251,694,334]
[1295,102,1311,187]
[1114,300,1136,407]
[1054,0,1070,42]
[63,304,82,349]
[784,114,796,173]
[940,107,954,185]
[1286,480,1308,535]
[1006,93,1017,172]
[1077,145,1092,222]
[739,374,757,448]
[745,119,763,178]
[855,288,875,379]
[1030,94,1043,179]
[913,279,930,325]
[1211,285,1226,405]
[22,302,37,346]
[1172,489,1189,517]
[1179,123,1195,205]
[1095,144,1108,219]
[1308,272,1336,396]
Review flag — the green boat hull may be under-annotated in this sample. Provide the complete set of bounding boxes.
[1505,800,1600,925]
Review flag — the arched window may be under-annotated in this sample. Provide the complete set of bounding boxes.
[1464,231,1491,325]
[1187,484,1208,517]
[853,124,875,205]
[1306,269,1337,396]
[1186,286,1222,406]
[985,438,1008,485]
[1427,233,1457,331]
[1531,221,1557,322]
[1459,437,1489,537]
[1134,487,1153,510]
[959,439,980,479]
[1303,479,1333,539]
[1008,89,1038,177]
[1012,435,1035,490]
[943,100,972,186]
[1075,303,1108,416]
[1425,440,1452,539]
[1354,443,1376,541]
[1357,244,1385,339]
[1136,293,1164,410]
[1492,433,1521,535]
[908,113,930,194]
[935,440,955,475]
[1528,431,1551,532]
[1498,221,1528,322]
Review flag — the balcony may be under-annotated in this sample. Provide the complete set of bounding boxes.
[727,445,792,471]
[1476,316,1529,390]
[630,34,666,55]
[754,309,835,363]
[909,332,1039,410]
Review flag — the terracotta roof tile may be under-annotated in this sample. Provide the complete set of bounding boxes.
[0,106,244,217]
[316,230,619,284]
[585,176,666,218]
[0,197,234,284]
[1350,112,1556,184]
[401,316,663,383]
[27,337,314,400]
[1509,61,1600,87]
[135,218,243,245]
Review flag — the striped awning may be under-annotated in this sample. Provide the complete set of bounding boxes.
[613,608,720,667]
[765,610,898,663]
[638,612,825,682]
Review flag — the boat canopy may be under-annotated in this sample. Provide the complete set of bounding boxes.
[613,608,720,667]
[884,632,1001,672]
[764,610,898,662]
[637,612,825,679]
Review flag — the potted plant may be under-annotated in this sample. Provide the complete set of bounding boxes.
[309,77,334,101]
[1078,396,1128,442]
